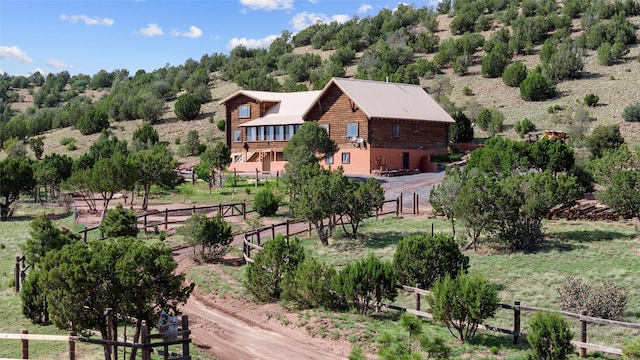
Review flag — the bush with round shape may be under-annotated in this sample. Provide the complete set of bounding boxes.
[216,119,226,131]
[174,93,200,121]
[428,272,499,343]
[623,336,640,359]
[622,102,640,122]
[281,256,337,310]
[586,124,625,158]
[520,70,557,101]
[99,203,139,238]
[584,93,599,107]
[253,188,280,217]
[502,61,527,87]
[527,312,574,360]
[244,235,305,302]
[393,233,469,289]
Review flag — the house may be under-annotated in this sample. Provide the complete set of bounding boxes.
[221,77,454,175]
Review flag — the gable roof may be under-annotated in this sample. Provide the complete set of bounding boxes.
[304,78,455,123]
[221,89,321,127]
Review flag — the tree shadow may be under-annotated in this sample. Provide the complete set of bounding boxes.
[548,229,635,243]
[468,332,530,352]
[336,229,425,250]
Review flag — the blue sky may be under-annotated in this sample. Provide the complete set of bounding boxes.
[1,0,441,77]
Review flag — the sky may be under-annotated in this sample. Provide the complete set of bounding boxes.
[0,0,442,77]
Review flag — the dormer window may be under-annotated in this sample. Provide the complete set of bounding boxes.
[238,105,250,118]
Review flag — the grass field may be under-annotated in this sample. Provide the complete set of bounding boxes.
[2,197,640,359]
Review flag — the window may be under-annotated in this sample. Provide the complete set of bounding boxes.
[342,152,350,164]
[233,130,241,142]
[257,126,264,141]
[320,123,330,136]
[412,124,420,133]
[265,126,274,141]
[346,123,358,140]
[246,127,257,141]
[325,155,333,164]
[286,125,295,140]
[275,125,284,140]
[393,123,400,138]
[238,105,250,118]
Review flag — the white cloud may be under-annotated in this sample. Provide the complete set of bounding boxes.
[308,0,319,3]
[358,4,373,13]
[60,14,114,26]
[47,59,67,68]
[0,46,33,63]
[140,23,164,37]
[240,0,294,11]
[227,34,279,50]
[174,26,203,39]
[290,12,350,31]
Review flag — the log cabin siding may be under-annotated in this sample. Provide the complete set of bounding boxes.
[370,119,449,151]
[306,83,369,146]
[226,95,278,153]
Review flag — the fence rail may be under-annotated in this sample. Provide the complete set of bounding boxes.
[242,198,401,262]
[395,286,639,358]
[0,316,191,360]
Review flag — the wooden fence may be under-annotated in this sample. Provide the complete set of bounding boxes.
[393,285,639,358]
[242,198,401,262]
[78,201,252,242]
[0,316,191,360]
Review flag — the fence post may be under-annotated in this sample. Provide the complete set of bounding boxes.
[415,283,421,311]
[21,330,28,359]
[276,171,279,187]
[255,169,259,188]
[83,227,87,243]
[143,213,148,235]
[242,201,247,220]
[164,208,168,230]
[271,224,275,239]
[416,193,419,214]
[15,256,20,293]
[219,203,223,217]
[513,301,521,344]
[256,230,261,246]
[69,331,76,360]
[192,205,196,215]
[396,198,399,216]
[182,315,190,359]
[400,193,403,214]
[431,223,434,237]
[579,310,587,358]
[412,193,416,214]
[308,222,312,236]
[141,320,151,360]
[286,220,290,243]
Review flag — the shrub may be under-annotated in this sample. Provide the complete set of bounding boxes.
[76,108,109,135]
[487,115,505,137]
[245,235,305,302]
[462,85,473,96]
[21,269,49,325]
[476,109,492,131]
[174,93,200,121]
[216,119,226,131]
[393,233,469,289]
[332,253,397,315]
[132,123,159,146]
[586,124,625,158]
[527,312,574,360]
[449,111,474,143]
[59,137,75,146]
[177,214,233,262]
[502,61,527,87]
[583,93,599,107]
[99,203,139,238]
[253,189,280,217]
[623,336,640,359]
[495,219,543,251]
[428,272,499,343]
[481,52,510,78]
[281,256,337,310]
[622,102,640,122]
[557,277,627,320]
[520,69,557,101]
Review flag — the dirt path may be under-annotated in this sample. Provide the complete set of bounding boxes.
[172,246,352,360]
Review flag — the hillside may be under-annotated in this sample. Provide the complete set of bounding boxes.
[3,7,640,160]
